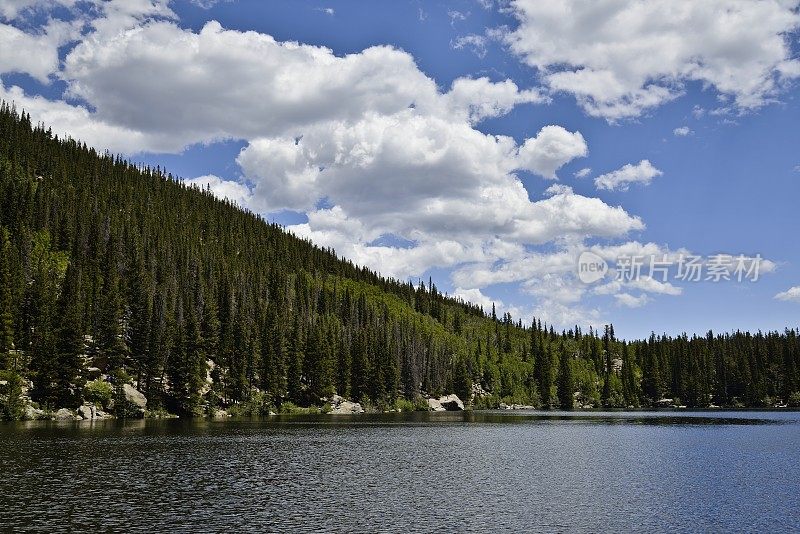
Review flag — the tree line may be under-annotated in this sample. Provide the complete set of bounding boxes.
[0,102,798,419]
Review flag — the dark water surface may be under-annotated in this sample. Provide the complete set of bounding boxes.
[1,411,798,532]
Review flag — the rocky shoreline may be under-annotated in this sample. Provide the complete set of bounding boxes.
[16,389,468,421]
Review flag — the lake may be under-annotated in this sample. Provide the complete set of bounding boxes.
[1,411,798,532]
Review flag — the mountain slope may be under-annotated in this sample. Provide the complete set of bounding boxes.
[0,103,798,418]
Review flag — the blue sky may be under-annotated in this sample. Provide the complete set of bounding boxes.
[1,0,799,338]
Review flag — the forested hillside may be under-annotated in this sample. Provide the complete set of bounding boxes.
[0,103,798,419]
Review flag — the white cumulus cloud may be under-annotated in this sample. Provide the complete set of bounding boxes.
[516,125,588,179]
[775,286,800,302]
[184,175,252,207]
[0,1,701,329]
[503,0,800,120]
[595,160,662,191]
[615,293,650,308]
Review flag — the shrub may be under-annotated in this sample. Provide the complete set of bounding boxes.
[473,394,501,409]
[228,391,274,416]
[278,401,324,415]
[0,370,24,420]
[83,379,113,409]
[394,397,430,412]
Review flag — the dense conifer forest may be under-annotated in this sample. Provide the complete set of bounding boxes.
[0,103,798,419]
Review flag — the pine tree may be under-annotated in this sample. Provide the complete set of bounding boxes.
[168,299,205,415]
[557,342,574,409]
[54,262,84,407]
[602,324,613,406]
[96,235,128,375]
[536,341,553,408]
[260,305,286,400]
[286,317,304,403]
[27,232,66,408]
[351,328,369,402]
[127,253,152,388]
[0,227,14,369]
[336,334,351,398]
[621,341,638,407]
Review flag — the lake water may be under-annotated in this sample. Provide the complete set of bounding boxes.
[1,411,798,532]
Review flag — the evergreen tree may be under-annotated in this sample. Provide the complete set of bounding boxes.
[0,227,14,369]
[96,235,127,375]
[602,324,614,406]
[286,317,304,403]
[621,341,638,407]
[536,341,553,407]
[351,328,370,402]
[54,262,84,407]
[557,342,574,409]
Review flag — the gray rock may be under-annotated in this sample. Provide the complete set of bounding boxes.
[438,394,464,411]
[329,400,364,414]
[54,408,79,421]
[427,398,446,412]
[499,402,533,410]
[77,404,95,420]
[328,394,364,414]
[23,405,46,420]
[123,384,147,409]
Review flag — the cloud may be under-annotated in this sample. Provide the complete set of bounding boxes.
[516,125,588,179]
[190,0,226,8]
[444,77,545,123]
[54,20,544,153]
[0,82,161,152]
[0,18,77,81]
[453,287,499,311]
[775,286,800,302]
[60,21,433,151]
[574,167,591,178]
[448,10,468,26]
[615,293,650,308]
[543,184,573,197]
[184,175,252,207]
[673,126,692,137]
[532,301,602,327]
[595,160,662,191]
[597,277,682,296]
[452,34,488,58]
[4,11,635,293]
[452,241,670,290]
[1,2,675,330]
[262,135,643,277]
[628,277,682,296]
[0,0,77,20]
[503,0,800,120]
